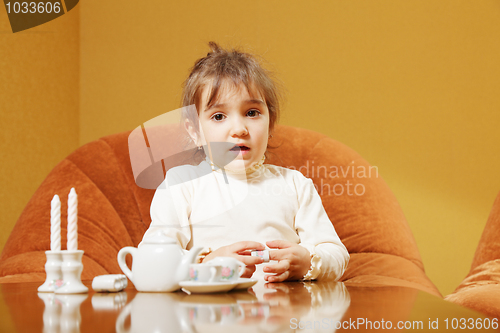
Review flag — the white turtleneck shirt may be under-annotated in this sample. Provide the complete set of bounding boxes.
[143,158,349,281]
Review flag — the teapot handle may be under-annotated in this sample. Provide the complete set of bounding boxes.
[117,247,136,283]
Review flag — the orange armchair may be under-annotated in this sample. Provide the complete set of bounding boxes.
[445,191,500,318]
[0,125,440,297]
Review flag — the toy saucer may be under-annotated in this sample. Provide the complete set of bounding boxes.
[232,278,258,290]
[179,281,236,294]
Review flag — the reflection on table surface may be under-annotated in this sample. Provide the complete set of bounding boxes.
[0,280,495,332]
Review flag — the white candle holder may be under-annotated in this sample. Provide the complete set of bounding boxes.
[38,250,63,293]
[55,250,88,294]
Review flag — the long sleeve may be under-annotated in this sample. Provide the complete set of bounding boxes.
[142,174,192,249]
[293,173,349,281]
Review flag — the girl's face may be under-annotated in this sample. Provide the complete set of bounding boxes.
[187,82,270,170]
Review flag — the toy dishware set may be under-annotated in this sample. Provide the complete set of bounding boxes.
[39,189,259,295]
[117,231,258,294]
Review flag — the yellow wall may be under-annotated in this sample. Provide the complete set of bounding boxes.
[2,1,500,297]
[0,8,79,253]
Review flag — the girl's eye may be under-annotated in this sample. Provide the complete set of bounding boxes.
[211,113,226,121]
[247,109,261,117]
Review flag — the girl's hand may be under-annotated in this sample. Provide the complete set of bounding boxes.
[203,241,266,278]
[264,240,311,282]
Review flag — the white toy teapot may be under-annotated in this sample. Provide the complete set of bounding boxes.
[117,231,202,292]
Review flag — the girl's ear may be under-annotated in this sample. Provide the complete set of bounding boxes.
[184,119,200,146]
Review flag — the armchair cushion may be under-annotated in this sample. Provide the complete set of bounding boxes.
[445,191,500,318]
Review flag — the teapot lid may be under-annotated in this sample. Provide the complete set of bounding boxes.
[142,230,176,245]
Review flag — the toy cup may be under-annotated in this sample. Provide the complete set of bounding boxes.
[188,263,223,283]
[207,257,245,281]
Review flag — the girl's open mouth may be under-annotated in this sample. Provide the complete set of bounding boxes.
[230,145,250,152]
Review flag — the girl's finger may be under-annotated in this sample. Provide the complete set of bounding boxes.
[268,249,283,261]
[263,260,290,274]
[236,249,253,255]
[231,241,266,252]
[237,255,264,266]
[267,270,289,283]
[268,247,293,261]
[241,265,256,278]
[266,240,293,249]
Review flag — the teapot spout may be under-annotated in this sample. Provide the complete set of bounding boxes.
[176,247,203,282]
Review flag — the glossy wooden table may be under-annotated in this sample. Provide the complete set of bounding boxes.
[0,280,497,332]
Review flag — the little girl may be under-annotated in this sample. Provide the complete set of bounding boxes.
[142,42,349,282]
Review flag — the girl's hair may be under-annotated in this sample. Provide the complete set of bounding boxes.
[182,42,283,133]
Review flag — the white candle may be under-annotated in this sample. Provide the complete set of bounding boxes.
[67,188,78,251]
[50,195,61,251]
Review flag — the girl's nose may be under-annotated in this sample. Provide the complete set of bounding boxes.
[230,118,248,137]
